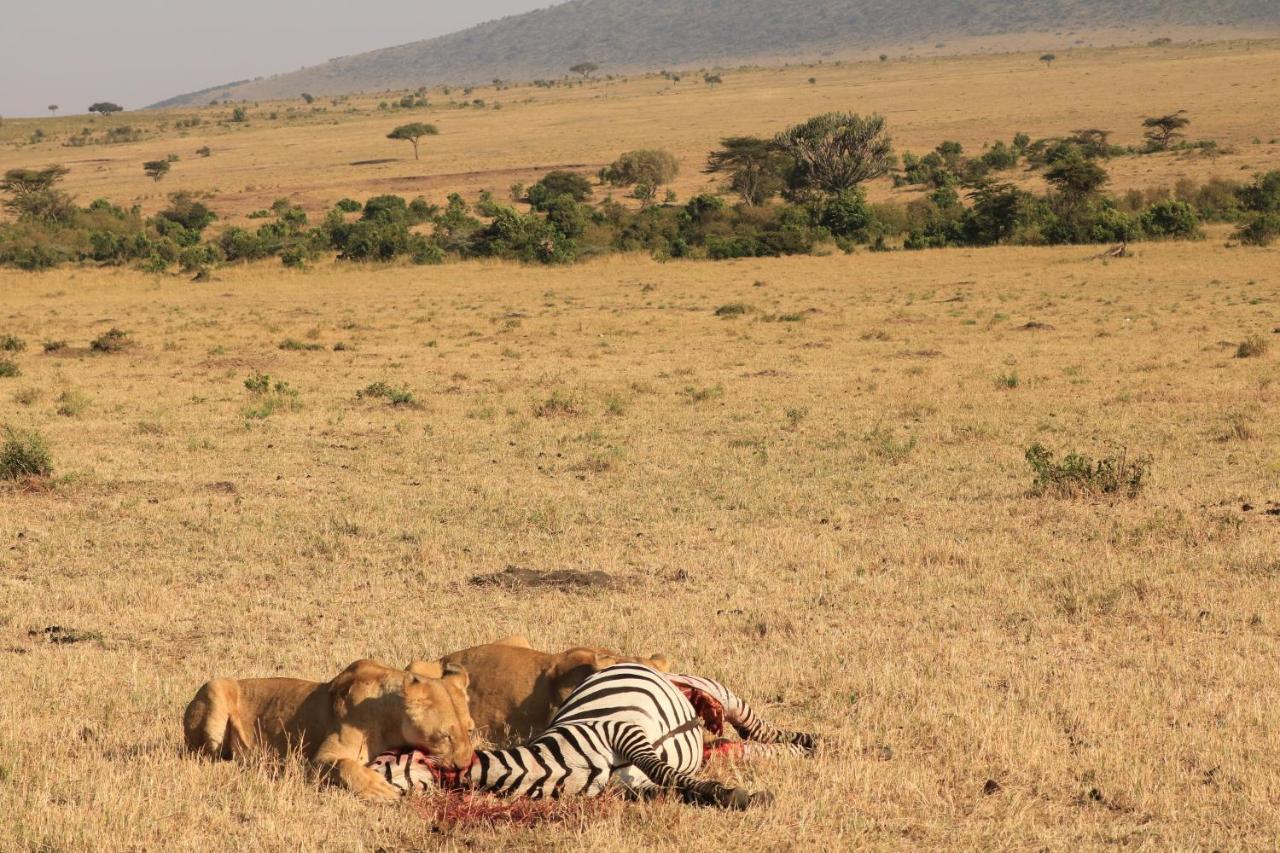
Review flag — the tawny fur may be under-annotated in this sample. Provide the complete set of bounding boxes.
[406,636,669,746]
[182,659,475,802]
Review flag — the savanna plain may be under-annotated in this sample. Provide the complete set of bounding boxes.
[2,39,1280,851]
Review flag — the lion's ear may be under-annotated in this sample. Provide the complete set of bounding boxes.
[551,649,603,702]
[441,662,470,691]
[405,659,445,681]
[329,659,384,717]
[646,653,671,673]
[492,634,533,649]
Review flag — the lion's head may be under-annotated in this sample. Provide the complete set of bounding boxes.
[328,660,475,768]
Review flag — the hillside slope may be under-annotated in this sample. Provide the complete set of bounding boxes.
[155,0,1280,107]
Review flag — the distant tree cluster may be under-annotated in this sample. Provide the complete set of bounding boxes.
[2,105,1270,274]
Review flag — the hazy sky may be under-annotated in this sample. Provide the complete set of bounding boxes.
[0,1,555,118]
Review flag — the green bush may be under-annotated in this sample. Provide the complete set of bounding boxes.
[527,171,593,209]
[1139,200,1200,239]
[1025,443,1150,498]
[0,335,25,352]
[90,328,131,352]
[1236,213,1280,247]
[601,149,679,188]
[0,425,52,480]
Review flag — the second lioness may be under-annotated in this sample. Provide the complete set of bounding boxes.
[408,635,668,745]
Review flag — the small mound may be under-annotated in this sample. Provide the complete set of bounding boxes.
[468,565,618,592]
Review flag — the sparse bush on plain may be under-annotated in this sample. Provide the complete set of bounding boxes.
[1235,335,1269,359]
[533,390,581,417]
[279,338,324,351]
[357,381,417,406]
[0,359,20,378]
[1025,443,1150,498]
[242,372,301,419]
[0,335,26,352]
[56,389,90,417]
[90,328,131,353]
[0,425,52,480]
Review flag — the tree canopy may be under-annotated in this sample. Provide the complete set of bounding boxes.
[386,122,439,160]
[88,102,123,116]
[774,112,893,198]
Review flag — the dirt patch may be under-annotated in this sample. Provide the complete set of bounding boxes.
[29,626,103,645]
[468,565,619,592]
[1018,321,1057,331]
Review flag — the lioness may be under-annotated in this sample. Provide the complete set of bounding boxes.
[183,659,475,802]
[407,635,669,745]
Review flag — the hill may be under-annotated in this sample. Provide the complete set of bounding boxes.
[151,0,1280,107]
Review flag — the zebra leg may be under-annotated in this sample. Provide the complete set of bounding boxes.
[611,723,765,810]
[716,682,820,755]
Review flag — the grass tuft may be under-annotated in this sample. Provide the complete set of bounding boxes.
[357,381,417,407]
[1235,335,1269,359]
[1025,443,1150,498]
[90,328,132,353]
[1,425,53,480]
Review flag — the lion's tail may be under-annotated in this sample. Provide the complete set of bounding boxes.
[183,678,248,760]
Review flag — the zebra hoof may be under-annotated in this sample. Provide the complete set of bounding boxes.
[718,786,752,810]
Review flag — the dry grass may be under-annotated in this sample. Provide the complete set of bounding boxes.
[2,37,1280,851]
[0,238,1278,849]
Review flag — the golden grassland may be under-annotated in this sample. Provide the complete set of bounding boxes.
[1,237,1279,849]
[2,37,1280,850]
[2,39,1280,223]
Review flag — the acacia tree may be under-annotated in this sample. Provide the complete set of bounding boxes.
[386,122,438,160]
[47,105,58,116]
[1142,111,1190,151]
[569,62,599,79]
[88,102,123,116]
[1044,149,1108,207]
[705,136,789,205]
[774,112,893,199]
[1040,53,1057,68]
[1,164,74,223]
[143,159,170,182]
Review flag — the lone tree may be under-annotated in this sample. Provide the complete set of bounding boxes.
[386,122,438,160]
[1142,111,1190,151]
[774,112,893,199]
[301,93,315,104]
[88,102,123,116]
[705,136,789,205]
[569,62,599,79]
[143,159,171,182]
[47,105,58,116]
[1040,53,1057,68]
